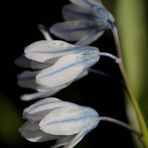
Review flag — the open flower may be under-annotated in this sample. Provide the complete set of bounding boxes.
[19,97,100,148]
[50,0,114,45]
[17,40,100,101]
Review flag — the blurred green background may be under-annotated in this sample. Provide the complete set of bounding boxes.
[116,0,148,147]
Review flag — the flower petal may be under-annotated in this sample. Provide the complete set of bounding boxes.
[17,71,38,89]
[64,130,87,148]
[19,121,59,142]
[62,4,97,21]
[75,69,88,81]
[39,105,99,135]
[15,54,49,69]
[20,89,61,102]
[24,40,74,63]
[30,60,52,69]
[36,54,85,88]
[76,30,104,45]
[15,55,32,68]
[51,135,74,148]
[23,97,70,121]
[50,20,100,42]
[69,0,102,8]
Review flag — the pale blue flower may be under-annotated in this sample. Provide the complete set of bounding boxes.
[17,40,100,101]
[19,97,99,148]
[50,0,114,45]
[17,39,120,101]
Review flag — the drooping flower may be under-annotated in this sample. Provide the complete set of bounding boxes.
[50,0,114,45]
[19,97,100,148]
[16,40,100,101]
[17,38,120,101]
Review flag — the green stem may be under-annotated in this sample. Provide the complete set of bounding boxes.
[100,116,142,139]
[112,27,148,148]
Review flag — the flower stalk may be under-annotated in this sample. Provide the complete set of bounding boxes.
[112,26,148,148]
[100,116,142,139]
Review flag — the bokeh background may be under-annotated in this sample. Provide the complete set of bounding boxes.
[1,0,147,148]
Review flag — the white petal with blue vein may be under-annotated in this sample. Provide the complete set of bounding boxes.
[76,30,104,45]
[39,106,86,135]
[25,40,74,63]
[36,54,85,88]
[50,20,99,41]
[19,121,59,142]
[62,4,95,21]
[39,105,99,136]
[23,97,69,121]
[80,51,100,68]
[69,0,102,8]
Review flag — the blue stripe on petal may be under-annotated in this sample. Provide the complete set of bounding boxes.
[63,5,99,19]
[25,100,63,114]
[76,31,104,45]
[37,53,99,79]
[58,25,100,32]
[82,0,101,8]
[29,46,97,54]
[70,0,101,8]
[40,104,99,135]
[44,114,98,126]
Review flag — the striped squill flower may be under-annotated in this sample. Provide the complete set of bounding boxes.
[19,97,100,148]
[50,0,114,45]
[17,39,120,101]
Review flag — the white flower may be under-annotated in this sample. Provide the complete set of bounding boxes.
[17,40,100,101]
[50,0,114,45]
[19,97,100,148]
[17,39,120,101]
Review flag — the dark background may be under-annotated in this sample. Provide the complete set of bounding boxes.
[0,0,138,147]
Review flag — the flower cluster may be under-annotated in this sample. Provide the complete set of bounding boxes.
[17,0,120,148]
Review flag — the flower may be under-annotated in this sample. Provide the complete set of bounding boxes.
[50,0,114,45]
[19,97,100,148]
[17,40,100,101]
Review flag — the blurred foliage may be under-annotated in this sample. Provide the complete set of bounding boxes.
[0,95,23,146]
[115,0,148,147]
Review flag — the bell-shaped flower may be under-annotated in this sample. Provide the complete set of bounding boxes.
[50,0,114,45]
[19,97,100,148]
[17,39,120,101]
[17,40,100,101]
